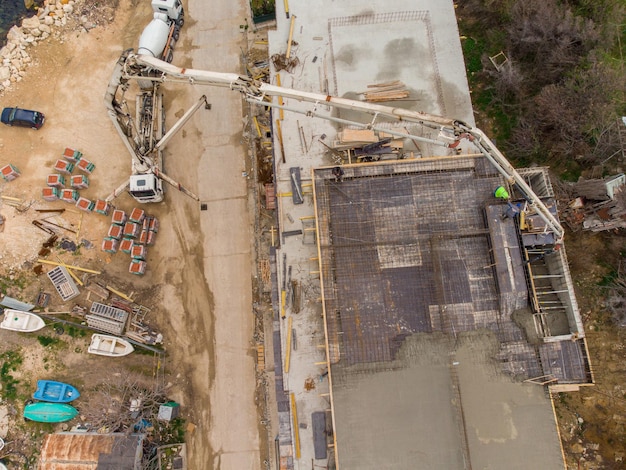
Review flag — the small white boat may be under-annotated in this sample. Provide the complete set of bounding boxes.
[0,309,45,333]
[87,334,134,357]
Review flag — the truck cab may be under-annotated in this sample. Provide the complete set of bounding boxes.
[129,174,164,203]
[151,0,184,22]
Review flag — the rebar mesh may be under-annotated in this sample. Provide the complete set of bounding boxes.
[313,157,591,382]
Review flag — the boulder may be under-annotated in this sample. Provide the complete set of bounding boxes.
[7,26,25,43]
[21,16,41,31]
[0,67,10,82]
[39,24,51,34]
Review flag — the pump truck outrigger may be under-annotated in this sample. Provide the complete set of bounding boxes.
[104,50,565,243]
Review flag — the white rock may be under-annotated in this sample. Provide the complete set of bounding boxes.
[21,16,41,30]
[0,47,9,59]
[31,28,42,38]
[63,4,73,14]
[48,4,56,11]
[24,36,35,44]
[7,26,25,42]
[61,17,67,26]
[44,16,54,26]
[41,32,50,40]
[55,9,64,19]
[39,24,51,34]
[2,80,10,88]
[0,67,10,81]
[10,59,21,69]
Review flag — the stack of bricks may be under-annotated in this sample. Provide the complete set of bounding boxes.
[119,238,134,254]
[62,147,83,163]
[111,209,127,226]
[42,187,60,201]
[94,200,111,216]
[102,237,119,254]
[76,197,95,212]
[61,188,79,203]
[139,215,160,245]
[54,159,74,174]
[76,158,95,174]
[71,174,89,190]
[129,259,147,275]
[46,174,65,188]
[1,164,20,182]
[108,224,123,240]
[131,243,147,261]
[123,221,140,239]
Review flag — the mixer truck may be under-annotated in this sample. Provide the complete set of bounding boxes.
[138,0,185,63]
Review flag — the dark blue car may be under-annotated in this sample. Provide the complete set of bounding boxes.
[1,107,45,129]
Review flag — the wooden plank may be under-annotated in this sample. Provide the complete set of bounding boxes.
[338,129,377,143]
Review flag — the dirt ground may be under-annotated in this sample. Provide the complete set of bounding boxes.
[0,0,264,468]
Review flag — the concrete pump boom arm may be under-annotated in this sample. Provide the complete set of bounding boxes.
[117,52,565,240]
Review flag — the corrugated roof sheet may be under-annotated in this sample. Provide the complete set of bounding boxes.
[38,433,144,470]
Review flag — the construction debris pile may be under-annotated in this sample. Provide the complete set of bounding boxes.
[559,174,626,232]
[327,127,411,163]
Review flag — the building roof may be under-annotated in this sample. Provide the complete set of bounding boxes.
[38,432,144,470]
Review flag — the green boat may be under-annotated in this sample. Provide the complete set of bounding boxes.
[23,402,78,423]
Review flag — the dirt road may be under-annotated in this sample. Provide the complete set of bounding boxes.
[0,0,261,468]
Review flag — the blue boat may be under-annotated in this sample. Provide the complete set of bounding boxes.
[33,380,80,403]
[23,402,78,423]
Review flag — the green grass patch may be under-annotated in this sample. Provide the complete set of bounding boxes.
[462,37,485,75]
[0,274,28,293]
[37,335,63,348]
[0,350,23,400]
[250,0,274,16]
[66,325,87,338]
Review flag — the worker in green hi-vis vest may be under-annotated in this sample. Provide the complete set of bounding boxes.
[494,185,509,200]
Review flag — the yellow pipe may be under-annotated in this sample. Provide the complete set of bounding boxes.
[55,256,84,286]
[290,392,301,459]
[253,116,262,137]
[281,289,287,318]
[286,16,296,59]
[106,285,134,302]
[37,259,101,274]
[276,74,284,120]
[283,0,289,18]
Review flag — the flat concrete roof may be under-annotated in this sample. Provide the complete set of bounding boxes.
[312,159,566,469]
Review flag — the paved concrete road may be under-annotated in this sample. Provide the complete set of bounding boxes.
[164,0,262,468]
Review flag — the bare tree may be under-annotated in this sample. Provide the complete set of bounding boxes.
[79,369,168,433]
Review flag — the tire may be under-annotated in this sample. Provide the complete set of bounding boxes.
[178,17,184,28]
[173,30,180,42]
[166,51,174,63]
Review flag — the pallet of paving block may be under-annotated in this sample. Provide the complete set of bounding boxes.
[90,301,129,324]
[85,314,125,335]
